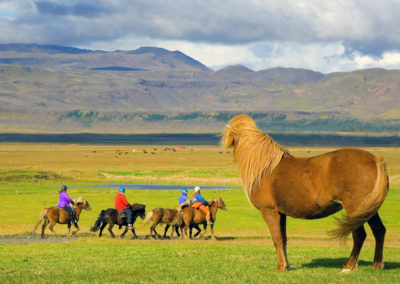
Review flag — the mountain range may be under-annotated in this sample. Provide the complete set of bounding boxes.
[0,43,399,134]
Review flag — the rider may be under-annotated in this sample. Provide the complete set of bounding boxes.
[179,188,188,205]
[192,186,212,225]
[114,187,133,230]
[57,185,78,226]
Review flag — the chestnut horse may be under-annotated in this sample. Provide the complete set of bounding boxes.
[180,197,228,240]
[142,207,200,239]
[33,197,92,238]
[222,115,389,272]
[90,204,146,238]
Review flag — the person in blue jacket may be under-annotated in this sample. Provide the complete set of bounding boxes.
[179,188,188,205]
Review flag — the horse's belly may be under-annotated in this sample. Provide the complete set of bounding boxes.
[282,201,343,219]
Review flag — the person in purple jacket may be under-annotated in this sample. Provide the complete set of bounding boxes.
[57,185,78,225]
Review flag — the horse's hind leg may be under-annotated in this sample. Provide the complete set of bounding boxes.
[41,218,50,238]
[368,213,386,270]
[108,224,116,238]
[48,221,58,237]
[163,225,170,238]
[99,222,107,237]
[343,225,367,271]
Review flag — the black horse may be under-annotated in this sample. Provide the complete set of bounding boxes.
[90,204,146,238]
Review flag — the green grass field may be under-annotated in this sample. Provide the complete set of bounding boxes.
[1,144,400,283]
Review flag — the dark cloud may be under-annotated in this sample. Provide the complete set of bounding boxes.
[2,0,399,51]
[35,1,112,17]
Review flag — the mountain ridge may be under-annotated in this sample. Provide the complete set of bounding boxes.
[0,43,399,133]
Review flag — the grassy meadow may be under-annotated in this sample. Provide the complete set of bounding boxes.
[1,144,400,283]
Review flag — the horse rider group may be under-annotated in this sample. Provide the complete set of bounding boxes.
[178,186,213,225]
[57,184,212,229]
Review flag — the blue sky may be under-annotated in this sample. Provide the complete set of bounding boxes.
[1,0,400,73]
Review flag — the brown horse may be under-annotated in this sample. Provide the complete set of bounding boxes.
[142,207,201,239]
[222,115,389,272]
[33,197,92,238]
[180,197,228,240]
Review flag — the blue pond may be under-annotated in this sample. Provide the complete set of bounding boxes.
[84,184,241,191]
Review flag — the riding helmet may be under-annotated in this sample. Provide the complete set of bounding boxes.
[60,185,67,191]
[194,186,200,192]
[182,188,188,195]
[119,187,126,193]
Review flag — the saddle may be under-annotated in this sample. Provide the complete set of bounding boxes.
[117,210,126,224]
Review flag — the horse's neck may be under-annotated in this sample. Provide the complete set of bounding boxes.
[210,205,218,219]
[74,206,83,218]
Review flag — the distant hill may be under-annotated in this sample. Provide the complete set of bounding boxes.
[0,44,399,134]
[0,43,209,72]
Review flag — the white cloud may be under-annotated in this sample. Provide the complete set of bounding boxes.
[3,0,400,72]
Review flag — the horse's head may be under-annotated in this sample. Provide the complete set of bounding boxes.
[130,203,146,220]
[73,197,92,211]
[208,197,228,211]
[221,114,256,149]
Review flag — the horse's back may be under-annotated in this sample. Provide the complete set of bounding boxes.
[162,208,178,223]
[182,207,205,224]
[260,147,384,218]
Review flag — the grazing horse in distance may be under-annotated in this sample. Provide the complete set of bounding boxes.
[180,197,228,240]
[90,204,146,238]
[222,115,389,272]
[33,197,92,238]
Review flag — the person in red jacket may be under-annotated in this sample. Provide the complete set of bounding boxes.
[114,187,133,230]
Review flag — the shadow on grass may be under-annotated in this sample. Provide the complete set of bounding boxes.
[303,258,400,270]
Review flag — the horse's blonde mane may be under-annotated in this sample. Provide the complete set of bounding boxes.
[221,115,290,200]
[71,196,86,208]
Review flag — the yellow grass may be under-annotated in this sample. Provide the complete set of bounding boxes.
[0,144,398,187]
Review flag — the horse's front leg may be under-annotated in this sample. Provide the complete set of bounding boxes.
[120,225,129,238]
[67,222,71,236]
[209,224,215,240]
[69,221,80,237]
[199,224,207,238]
[260,209,289,272]
[131,227,138,238]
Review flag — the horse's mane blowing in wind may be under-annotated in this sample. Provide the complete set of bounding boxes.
[222,115,291,200]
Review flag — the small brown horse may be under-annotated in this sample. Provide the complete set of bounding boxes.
[142,207,201,239]
[33,197,92,238]
[180,197,228,239]
[222,115,389,272]
[90,204,146,238]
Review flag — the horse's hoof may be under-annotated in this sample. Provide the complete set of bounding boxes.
[372,262,384,270]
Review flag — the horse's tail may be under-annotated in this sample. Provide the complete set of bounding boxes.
[142,211,153,226]
[90,210,105,232]
[32,208,48,232]
[330,158,389,239]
